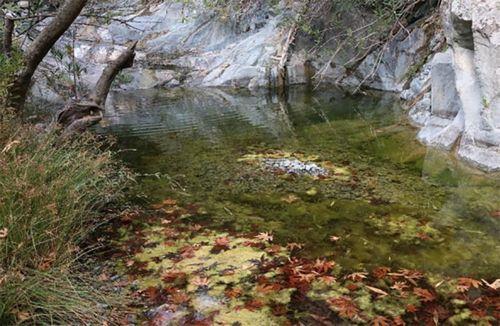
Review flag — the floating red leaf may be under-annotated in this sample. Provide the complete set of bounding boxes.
[413,288,436,302]
[328,296,360,319]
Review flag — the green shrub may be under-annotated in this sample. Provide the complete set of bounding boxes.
[0,120,132,324]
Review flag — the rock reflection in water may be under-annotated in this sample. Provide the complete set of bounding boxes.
[100,86,499,277]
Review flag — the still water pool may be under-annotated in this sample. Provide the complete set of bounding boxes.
[101,87,499,278]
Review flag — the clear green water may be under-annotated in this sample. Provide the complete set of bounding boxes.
[101,87,499,278]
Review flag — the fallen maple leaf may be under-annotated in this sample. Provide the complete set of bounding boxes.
[256,283,282,294]
[142,286,164,303]
[406,304,417,313]
[389,269,423,286]
[214,236,230,248]
[328,296,359,319]
[346,283,359,291]
[265,244,282,255]
[313,258,335,273]
[244,299,265,311]
[188,224,202,231]
[286,242,304,251]
[346,272,368,282]
[457,277,482,292]
[225,287,243,298]
[162,270,187,284]
[372,267,390,279]
[321,275,337,284]
[366,285,389,297]
[399,269,423,280]
[170,291,190,305]
[392,316,406,326]
[298,271,319,283]
[413,287,436,302]
[255,232,273,243]
[372,315,390,326]
[179,245,196,259]
[191,276,210,288]
[391,281,409,292]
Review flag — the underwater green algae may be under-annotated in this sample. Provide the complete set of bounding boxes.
[105,87,500,278]
[111,202,498,325]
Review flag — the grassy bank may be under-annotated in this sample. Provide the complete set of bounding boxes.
[0,116,132,324]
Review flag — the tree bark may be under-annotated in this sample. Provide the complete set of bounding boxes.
[56,42,137,134]
[90,42,137,106]
[6,0,87,110]
[2,16,14,57]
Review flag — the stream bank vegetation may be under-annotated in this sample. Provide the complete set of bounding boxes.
[0,113,132,324]
[0,0,136,323]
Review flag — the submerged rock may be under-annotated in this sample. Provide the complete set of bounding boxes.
[238,150,351,179]
[262,158,330,177]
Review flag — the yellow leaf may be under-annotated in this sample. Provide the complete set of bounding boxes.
[281,194,300,204]
[306,187,318,196]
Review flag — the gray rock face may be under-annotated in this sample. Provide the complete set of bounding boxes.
[38,0,439,94]
[417,50,463,149]
[408,93,431,127]
[400,59,432,101]
[54,1,285,91]
[405,0,500,171]
[343,26,433,92]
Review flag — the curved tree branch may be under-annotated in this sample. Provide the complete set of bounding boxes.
[6,0,88,110]
[57,43,138,134]
[90,41,137,106]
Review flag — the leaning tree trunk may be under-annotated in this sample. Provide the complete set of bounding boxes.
[5,0,88,111]
[2,16,14,57]
[56,42,137,134]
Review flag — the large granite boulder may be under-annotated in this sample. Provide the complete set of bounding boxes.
[417,50,463,150]
[420,0,500,171]
[37,0,286,91]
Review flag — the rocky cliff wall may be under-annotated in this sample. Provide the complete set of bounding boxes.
[403,0,500,171]
[30,0,500,171]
